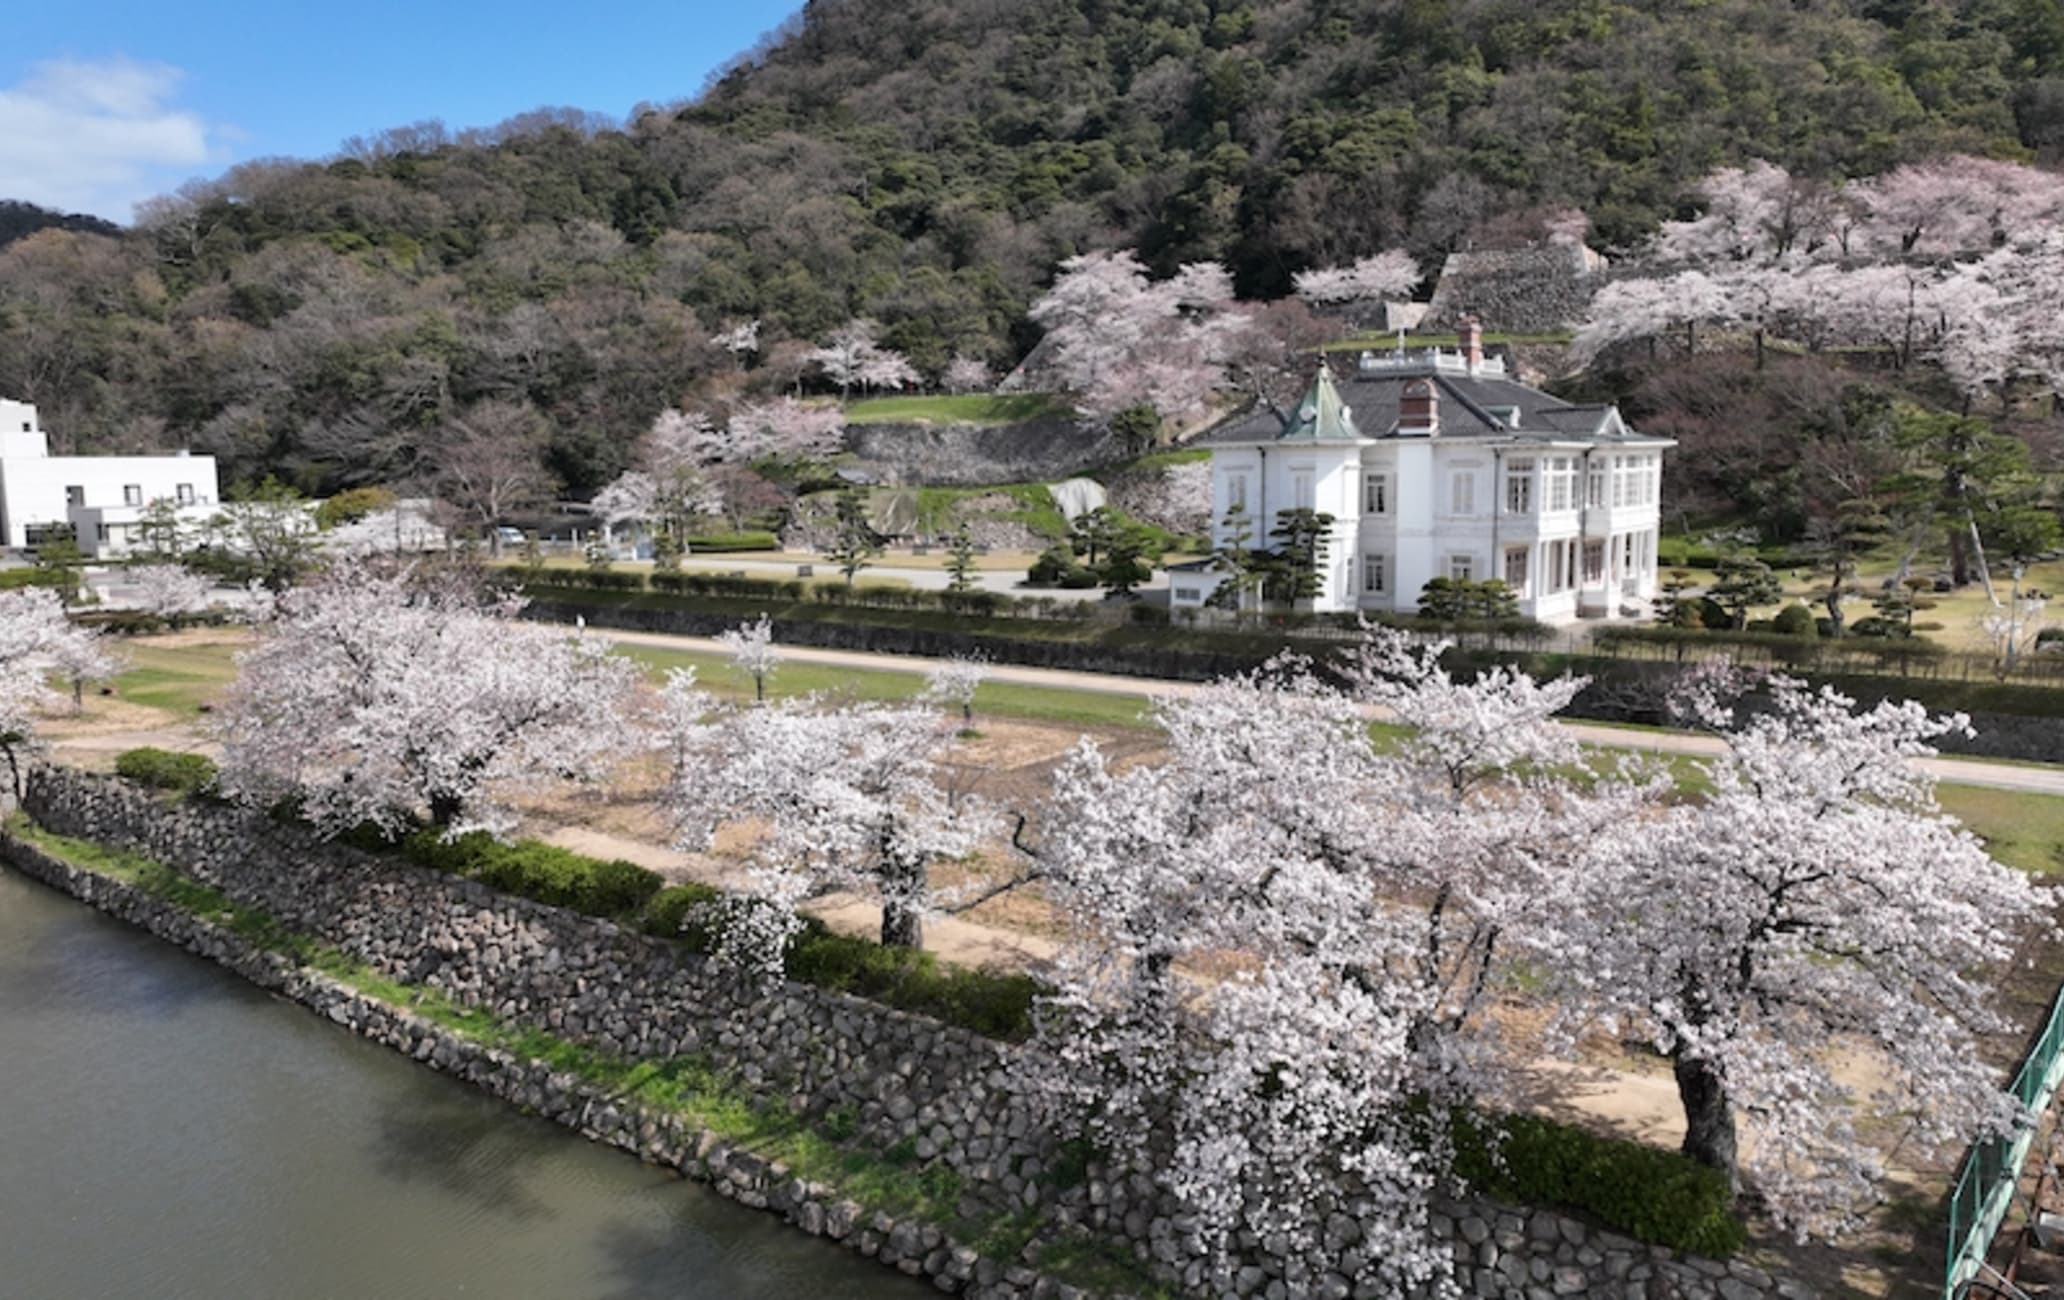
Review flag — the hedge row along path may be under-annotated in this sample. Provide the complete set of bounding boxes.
[596,629,2064,797]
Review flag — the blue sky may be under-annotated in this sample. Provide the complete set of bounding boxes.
[2,1,802,222]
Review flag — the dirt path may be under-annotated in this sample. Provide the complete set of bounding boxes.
[601,629,2064,795]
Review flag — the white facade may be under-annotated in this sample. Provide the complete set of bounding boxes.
[0,399,222,557]
[1173,346,1673,625]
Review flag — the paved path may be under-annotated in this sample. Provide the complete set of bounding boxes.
[604,628,2064,795]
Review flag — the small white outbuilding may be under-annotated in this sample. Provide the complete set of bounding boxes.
[0,398,223,558]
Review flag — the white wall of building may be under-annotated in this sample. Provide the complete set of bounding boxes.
[1189,437,1670,625]
[0,400,222,554]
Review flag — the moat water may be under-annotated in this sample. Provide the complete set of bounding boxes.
[0,865,923,1299]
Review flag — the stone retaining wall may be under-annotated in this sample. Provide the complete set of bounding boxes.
[9,769,1811,1300]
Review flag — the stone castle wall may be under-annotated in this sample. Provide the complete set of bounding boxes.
[1422,244,1611,334]
[7,768,1811,1300]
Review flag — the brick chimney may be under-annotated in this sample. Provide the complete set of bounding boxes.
[1460,315,1484,374]
[1398,378,1438,436]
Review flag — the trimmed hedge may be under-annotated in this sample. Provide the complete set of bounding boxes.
[1452,1110,1745,1257]
[395,829,662,919]
[685,531,780,552]
[637,881,1041,1040]
[114,747,220,795]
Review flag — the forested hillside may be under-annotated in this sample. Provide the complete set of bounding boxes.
[2,0,2061,496]
[0,202,120,249]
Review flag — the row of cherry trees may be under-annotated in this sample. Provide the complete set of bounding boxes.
[1576,156,2064,403]
[153,565,2047,1294]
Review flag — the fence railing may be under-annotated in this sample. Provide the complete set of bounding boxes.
[1947,984,2064,1297]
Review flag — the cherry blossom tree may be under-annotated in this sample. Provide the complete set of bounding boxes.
[719,614,780,703]
[0,587,114,786]
[919,656,985,726]
[727,396,846,462]
[1291,249,1420,315]
[942,354,993,394]
[807,319,917,398]
[712,318,761,360]
[1022,627,1645,1290]
[214,565,644,837]
[673,698,985,956]
[128,563,214,620]
[1028,249,1250,426]
[1109,459,1213,535]
[1552,678,2050,1235]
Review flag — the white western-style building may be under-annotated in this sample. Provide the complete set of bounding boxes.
[0,399,223,558]
[1172,324,1673,623]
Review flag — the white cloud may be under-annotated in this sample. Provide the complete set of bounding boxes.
[0,57,229,223]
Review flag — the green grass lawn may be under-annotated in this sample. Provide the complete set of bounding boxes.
[619,644,1155,730]
[1939,785,2064,876]
[111,639,243,715]
[842,394,1065,426]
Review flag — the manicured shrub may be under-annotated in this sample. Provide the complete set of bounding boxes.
[783,918,1041,1041]
[114,747,219,795]
[641,882,725,939]
[1770,603,1817,638]
[1451,1110,1745,1257]
[395,831,661,918]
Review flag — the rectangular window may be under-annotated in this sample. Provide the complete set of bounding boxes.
[1174,586,1200,602]
[1505,459,1533,514]
[1504,546,1529,593]
[1448,554,1474,582]
[1228,475,1247,511]
[1292,471,1313,512]
[123,484,143,506]
[95,523,109,542]
[1586,461,1605,508]
[1450,472,1474,516]
[1584,540,1605,583]
[1363,553,1387,594]
[176,483,195,505]
[1364,472,1388,515]
[65,485,83,507]
[1546,457,1575,512]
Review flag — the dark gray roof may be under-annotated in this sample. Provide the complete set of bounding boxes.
[1196,363,1661,447]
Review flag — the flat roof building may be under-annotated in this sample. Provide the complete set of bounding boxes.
[0,399,223,558]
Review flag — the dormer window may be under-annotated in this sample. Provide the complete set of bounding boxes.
[1486,405,1521,428]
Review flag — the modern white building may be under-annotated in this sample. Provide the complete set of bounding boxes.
[0,399,222,558]
[1172,323,1674,624]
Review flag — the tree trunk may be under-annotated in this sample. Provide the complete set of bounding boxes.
[429,792,463,828]
[881,900,922,949]
[1673,1052,1740,1195]
[1969,519,1999,607]
[880,844,925,949]
[1824,586,1845,639]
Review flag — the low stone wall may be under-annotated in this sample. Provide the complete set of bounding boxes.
[9,769,1811,1300]
[846,415,1122,487]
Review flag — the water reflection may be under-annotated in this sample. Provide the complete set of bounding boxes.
[0,866,924,1299]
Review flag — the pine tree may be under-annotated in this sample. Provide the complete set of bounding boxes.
[945,524,978,595]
